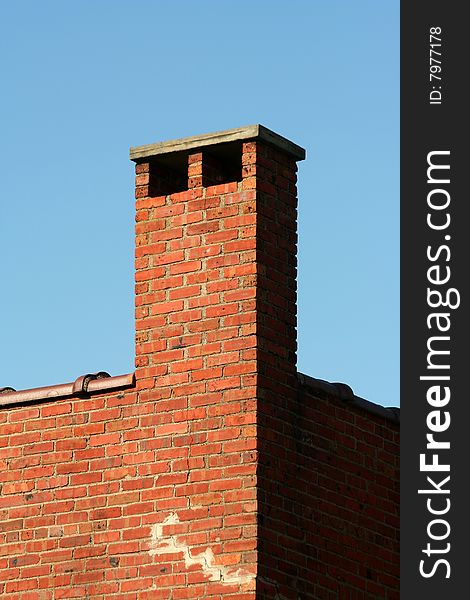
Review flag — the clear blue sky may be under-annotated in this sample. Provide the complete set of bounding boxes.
[0,1,399,407]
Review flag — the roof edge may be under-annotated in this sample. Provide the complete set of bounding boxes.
[0,372,136,408]
[298,373,400,425]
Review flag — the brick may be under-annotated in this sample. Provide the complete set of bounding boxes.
[56,462,89,475]
[169,260,202,275]
[168,285,201,300]
[58,535,91,549]
[70,472,102,486]
[88,433,121,447]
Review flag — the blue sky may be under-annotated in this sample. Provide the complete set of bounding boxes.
[0,1,399,406]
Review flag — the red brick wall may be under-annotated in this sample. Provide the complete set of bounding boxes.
[0,131,399,599]
[257,377,399,600]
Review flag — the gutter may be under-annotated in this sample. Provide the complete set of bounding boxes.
[0,372,135,408]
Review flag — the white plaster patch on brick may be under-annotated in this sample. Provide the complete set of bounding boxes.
[149,512,255,585]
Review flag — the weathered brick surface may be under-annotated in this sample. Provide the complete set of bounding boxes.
[256,379,399,600]
[0,132,399,599]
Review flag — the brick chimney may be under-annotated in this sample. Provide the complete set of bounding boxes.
[131,125,303,385]
[130,125,304,597]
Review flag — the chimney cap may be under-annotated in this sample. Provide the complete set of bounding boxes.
[129,124,306,162]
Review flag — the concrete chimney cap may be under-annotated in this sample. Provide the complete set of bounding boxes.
[129,124,306,162]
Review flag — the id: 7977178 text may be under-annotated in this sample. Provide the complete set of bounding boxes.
[429,27,442,105]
